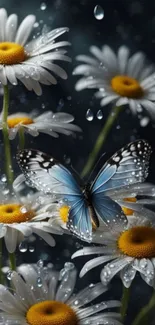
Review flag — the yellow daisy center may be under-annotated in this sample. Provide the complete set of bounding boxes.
[0,42,27,65]
[59,206,70,223]
[26,300,79,325]
[7,116,34,128]
[122,197,137,216]
[0,204,35,223]
[111,75,144,98]
[118,226,155,258]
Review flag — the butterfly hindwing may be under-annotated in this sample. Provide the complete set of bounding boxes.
[17,149,92,241]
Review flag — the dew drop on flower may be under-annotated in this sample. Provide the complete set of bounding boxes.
[96,109,103,120]
[7,271,12,280]
[19,241,28,253]
[37,276,43,287]
[37,259,44,268]
[140,117,150,127]
[86,109,94,121]
[94,5,104,20]
[40,2,47,10]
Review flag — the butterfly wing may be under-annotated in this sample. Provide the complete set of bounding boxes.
[17,149,92,240]
[91,140,151,226]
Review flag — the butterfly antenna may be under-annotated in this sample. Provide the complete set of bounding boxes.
[86,152,106,182]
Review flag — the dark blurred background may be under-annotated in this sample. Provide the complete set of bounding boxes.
[1,0,155,324]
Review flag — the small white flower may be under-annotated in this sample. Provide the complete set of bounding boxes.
[0,111,82,139]
[0,262,122,325]
[0,177,63,253]
[72,212,155,288]
[73,45,155,119]
[0,8,71,95]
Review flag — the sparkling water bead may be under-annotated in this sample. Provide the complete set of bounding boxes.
[94,5,104,20]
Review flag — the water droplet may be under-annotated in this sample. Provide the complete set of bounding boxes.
[64,262,74,270]
[1,174,7,183]
[94,5,104,20]
[63,155,71,164]
[37,276,43,287]
[19,241,28,253]
[140,116,150,127]
[37,259,44,268]
[96,109,103,120]
[29,246,35,252]
[34,22,39,28]
[7,271,12,280]
[40,2,47,10]
[86,109,94,121]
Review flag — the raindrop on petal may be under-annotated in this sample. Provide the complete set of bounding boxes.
[94,5,104,20]
[86,109,94,121]
[96,109,103,120]
[19,241,28,253]
[37,276,43,287]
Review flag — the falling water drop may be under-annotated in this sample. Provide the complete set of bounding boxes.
[140,117,150,127]
[94,5,104,20]
[1,174,7,183]
[40,2,47,10]
[86,109,94,121]
[29,246,35,252]
[7,271,12,280]
[96,109,103,120]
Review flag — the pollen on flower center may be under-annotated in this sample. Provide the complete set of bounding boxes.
[0,42,27,65]
[26,300,79,325]
[118,226,155,258]
[59,205,70,223]
[122,197,137,216]
[111,75,144,98]
[0,203,35,223]
[7,116,34,128]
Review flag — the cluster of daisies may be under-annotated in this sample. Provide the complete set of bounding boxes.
[0,5,155,325]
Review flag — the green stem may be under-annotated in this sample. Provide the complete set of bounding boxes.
[0,239,3,284]
[18,126,25,149]
[2,85,13,184]
[132,291,155,325]
[81,105,122,178]
[9,252,16,271]
[121,286,130,321]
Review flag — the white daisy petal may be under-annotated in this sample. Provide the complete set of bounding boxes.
[100,95,119,106]
[100,257,133,286]
[80,255,117,278]
[15,15,36,45]
[120,264,136,288]
[117,46,130,74]
[5,14,18,42]
[5,65,17,85]
[102,45,118,73]
[56,265,77,302]
[4,227,18,253]
[0,8,7,42]
[127,52,145,79]
[32,227,55,246]
[0,67,7,85]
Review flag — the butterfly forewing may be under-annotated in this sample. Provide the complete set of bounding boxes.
[91,139,151,228]
[91,139,151,195]
[17,149,93,241]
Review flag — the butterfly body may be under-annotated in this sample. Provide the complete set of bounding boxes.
[17,139,152,242]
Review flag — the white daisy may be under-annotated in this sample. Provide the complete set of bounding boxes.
[0,262,122,325]
[106,182,155,221]
[0,8,71,95]
[72,212,155,288]
[0,178,63,253]
[0,111,82,140]
[73,45,155,118]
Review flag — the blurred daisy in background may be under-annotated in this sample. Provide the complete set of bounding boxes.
[0,8,71,95]
[73,45,155,119]
[73,211,155,288]
[0,176,63,253]
[0,111,82,140]
[0,262,123,325]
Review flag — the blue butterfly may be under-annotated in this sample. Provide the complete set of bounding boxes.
[17,139,151,242]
